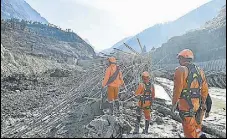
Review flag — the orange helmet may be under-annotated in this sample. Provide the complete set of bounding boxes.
[177,49,194,59]
[108,57,116,63]
[142,71,150,77]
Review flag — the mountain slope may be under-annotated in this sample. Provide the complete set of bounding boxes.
[1,19,95,77]
[202,5,226,30]
[151,5,226,65]
[1,0,48,24]
[101,36,132,54]
[114,0,225,53]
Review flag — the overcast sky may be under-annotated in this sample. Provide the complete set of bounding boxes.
[25,0,210,52]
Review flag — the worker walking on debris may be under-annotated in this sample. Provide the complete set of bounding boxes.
[172,49,208,138]
[102,57,124,115]
[132,71,155,134]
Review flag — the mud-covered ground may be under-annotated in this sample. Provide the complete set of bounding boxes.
[85,77,226,138]
[1,69,226,138]
[1,68,104,138]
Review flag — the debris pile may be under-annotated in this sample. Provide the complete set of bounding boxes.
[84,115,132,138]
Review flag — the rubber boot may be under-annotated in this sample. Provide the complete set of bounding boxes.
[142,120,149,134]
[109,102,113,115]
[133,116,141,134]
[200,133,207,138]
[115,100,120,112]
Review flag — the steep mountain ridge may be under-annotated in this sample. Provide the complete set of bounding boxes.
[1,0,48,24]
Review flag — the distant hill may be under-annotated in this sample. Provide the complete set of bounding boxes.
[1,0,48,24]
[101,36,132,54]
[1,19,96,77]
[152,5,226,64]
[113,0,225,53]
[84,38,92,46]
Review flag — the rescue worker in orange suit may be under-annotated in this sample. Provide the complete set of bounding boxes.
[132,71,155,134]
[172,49,208,138]
[102,57,124,115]
[197,93,212,138]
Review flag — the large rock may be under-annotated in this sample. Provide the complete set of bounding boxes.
[154,116,164,125]
[49,69,71,77]
[84,115,132,138]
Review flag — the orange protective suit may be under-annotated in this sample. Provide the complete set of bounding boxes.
[135,82,155,120]
[196,110,206,137]
[107,86,119,102]
[172,65,208,138]
[102,64,124,102]
[197,94,212,137]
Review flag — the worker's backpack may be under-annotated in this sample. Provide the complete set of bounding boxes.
[139,82,154,109]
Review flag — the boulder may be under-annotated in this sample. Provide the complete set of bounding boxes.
[84,115,132,138]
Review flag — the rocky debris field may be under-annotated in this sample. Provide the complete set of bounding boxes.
[1,57,226,138]
[84,78,226,138]
[1,67,104,138]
